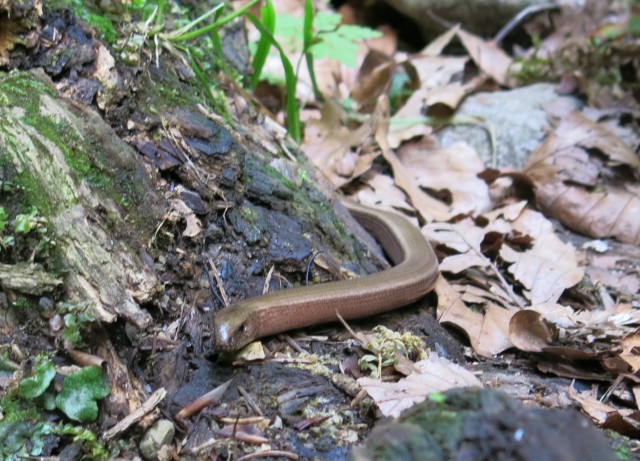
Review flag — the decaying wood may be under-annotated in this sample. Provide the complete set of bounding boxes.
[1,74,161,328]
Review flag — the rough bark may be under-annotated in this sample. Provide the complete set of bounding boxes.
[0,3,393,446]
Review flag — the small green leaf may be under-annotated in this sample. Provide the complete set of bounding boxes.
[428,392,448,404]
[14,213,34,234]
[246,12,301,143]
[303,0,322,100]
[55,366,110,423]
[251,0,276,89]
[0,207,8,232]
[18,361,56,399]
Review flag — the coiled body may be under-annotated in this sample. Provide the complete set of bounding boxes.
[213,200,439,351]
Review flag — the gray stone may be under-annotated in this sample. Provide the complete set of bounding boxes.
[436,83,581,170]
[139,419,175,461]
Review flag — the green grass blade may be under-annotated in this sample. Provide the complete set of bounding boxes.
[187,48,228,119]
[168,0,260,42]
[303,0,322,100]
[250,0,276,89]
[210,6,224,57]
[154,0,166,28]
[246,12,301,143]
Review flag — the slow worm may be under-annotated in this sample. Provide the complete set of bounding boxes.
[213,200,439,351]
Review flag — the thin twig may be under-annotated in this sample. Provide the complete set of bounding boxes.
[208,258,229,307]
[494,4,561,45]
[237,385,264,416]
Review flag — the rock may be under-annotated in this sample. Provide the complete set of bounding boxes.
[350,388,617,461]
[139,419,175,461]
[437,83,581,170]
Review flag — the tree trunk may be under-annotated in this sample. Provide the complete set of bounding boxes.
[0,3,395,455]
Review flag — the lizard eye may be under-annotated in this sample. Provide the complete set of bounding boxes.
[239,323,248,334]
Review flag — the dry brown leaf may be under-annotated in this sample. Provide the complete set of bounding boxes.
[424,82,469,117]
[586,252,640,296]
[455,284,509,309]
[500,208,584,304]
[351,51,396,104]
[345,23,399,102]
[167,198,202,238]
[351,171,418,226]
[435,276,514,357]
[569,304,640,344]
[409,55,468,89]
[482,200,528,223]
[397,141,490,217]
[375,97,451,222]
[403,54,469,117]
[357,353,482,418]
[423,221,489,275]
[620,334,640,373]
[509,310,559,353]
[455,29,513,86]
[527,302,576,329]
[569,385,619,425]
[570,384,640,437]
[387,89,434,148]
[303,102,377,187]
[419,25,458,56]
[439,251,489,274]
[524,111,640,245]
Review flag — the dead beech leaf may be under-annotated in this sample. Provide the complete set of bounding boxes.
[423,220,486,253]
[527,302,577,329]
[620,334,640,373]
[351,53,395,104]
[509,310,559,353]
[409,55,468,89]
[456,29,513,86]
[482,200,528,224]
[524,111,640,245]
[397,141,491,216]
[455,284,509,309]
[420,25,458,56]
[435,276,514,357]
[357,353,482,418]
[569,385,619,425]
[424,82,468,117]
[303,102,377,187]
[401,54,469,117]
[586,252,640,296]
[387,89,434,148]
[570,385,640,437]
[439,251,489,273]
[351,171,419,226]
[167,198,202,238]
[375,97,451,222]
[500,208,584,304]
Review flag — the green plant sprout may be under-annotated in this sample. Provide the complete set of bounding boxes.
[57,300,97,347]
[246,3,301,142]
[139,0,379,144]
[0,206,8,233]
[251,0,276,90]
[358,326,427,378]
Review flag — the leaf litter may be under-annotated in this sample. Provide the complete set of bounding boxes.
[248,0,640,437]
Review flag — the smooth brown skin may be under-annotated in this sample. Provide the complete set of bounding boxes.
[213,200,439,351]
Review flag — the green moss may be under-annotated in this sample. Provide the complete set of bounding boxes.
[1,72,146,218]
[11,296,36,309]
[0,395,39,422]
[261,164,297,191]
[240,205,258,223]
